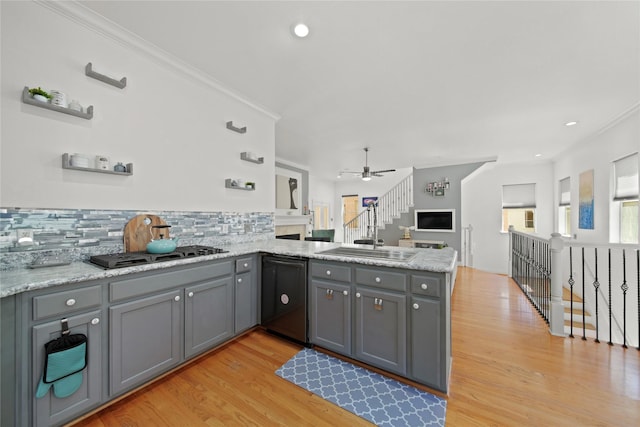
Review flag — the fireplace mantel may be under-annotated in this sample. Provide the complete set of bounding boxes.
[275,215,311,226]
[275,215,311,240]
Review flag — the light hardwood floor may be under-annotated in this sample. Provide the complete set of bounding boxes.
[71,267,639,426]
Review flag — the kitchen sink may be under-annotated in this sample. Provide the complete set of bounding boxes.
[317,246,418,262]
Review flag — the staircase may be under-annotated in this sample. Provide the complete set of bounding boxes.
[563,287,597,338]
[343,173,413,244]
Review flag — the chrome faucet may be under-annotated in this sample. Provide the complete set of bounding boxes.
[368,201,383,248]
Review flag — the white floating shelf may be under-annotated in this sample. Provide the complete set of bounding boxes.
[22,87,93,119]
[85,63,127,89]
[62,153,133,175]
[226,121,247,134]
[225,179,255,191]
[240,152,264,164]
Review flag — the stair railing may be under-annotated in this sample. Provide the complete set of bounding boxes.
[564,243,638,348]
[344,173,413,244]
[509,227,639,348]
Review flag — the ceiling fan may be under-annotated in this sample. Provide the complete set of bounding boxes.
[340,147,396,181]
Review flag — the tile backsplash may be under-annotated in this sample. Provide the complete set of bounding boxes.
[0,207,274,270]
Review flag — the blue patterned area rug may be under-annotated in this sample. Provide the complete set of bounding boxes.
[276,348,446,427]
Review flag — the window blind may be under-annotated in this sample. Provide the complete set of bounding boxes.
[559,177,570,206]
[613,153,639,201]
[502,183,536,208]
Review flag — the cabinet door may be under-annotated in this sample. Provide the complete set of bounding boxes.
[109,290,182,396]
[32,310,103,427]
[410,296,442,389]
[234,271,257,334]
[310,280,351,356]
[355,287,406,375]
[185,277,234,358]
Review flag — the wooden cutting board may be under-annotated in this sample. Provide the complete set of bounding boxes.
[123,214,169,253]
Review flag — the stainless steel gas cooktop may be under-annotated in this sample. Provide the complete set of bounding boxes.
[89,245,227,269]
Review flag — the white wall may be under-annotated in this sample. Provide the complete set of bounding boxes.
[552,107,639,244]
[0,1,276,212]
[461,161,555,274]
[308,174,336,228]
[332,168,413,242]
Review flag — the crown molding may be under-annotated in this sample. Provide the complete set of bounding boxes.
[594,101,639,136]
[555,101,639,161]
[34,0,281,121]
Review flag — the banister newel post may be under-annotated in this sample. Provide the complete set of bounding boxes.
[508,225,514,277]
[549,232,566,336]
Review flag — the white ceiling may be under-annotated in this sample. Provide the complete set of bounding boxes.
[79,1,640,180]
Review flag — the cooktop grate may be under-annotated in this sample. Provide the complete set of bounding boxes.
[90,245,228,269]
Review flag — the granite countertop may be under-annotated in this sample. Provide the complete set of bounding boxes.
[0,240,457,298]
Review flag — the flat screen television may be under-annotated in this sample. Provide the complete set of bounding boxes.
[414,209,455,232]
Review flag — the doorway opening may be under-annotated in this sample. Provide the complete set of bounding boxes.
[342,195,359,228]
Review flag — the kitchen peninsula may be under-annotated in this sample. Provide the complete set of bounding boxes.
[1,240,456,427]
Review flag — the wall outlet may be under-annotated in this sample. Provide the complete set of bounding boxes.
[16,229,34,240]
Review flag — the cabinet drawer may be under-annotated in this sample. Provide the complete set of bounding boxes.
[110,261,232,302]
[311,262,351,283]
[236,257,253,273]
[411,274,442,298]
[355,268,406,292]
[33,285,102,321]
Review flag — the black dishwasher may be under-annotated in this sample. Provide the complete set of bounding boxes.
[261,254,308,344]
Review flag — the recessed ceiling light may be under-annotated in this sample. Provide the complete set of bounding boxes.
[535,153,542,157]
[565,121,578,126]
[293,23,309,38]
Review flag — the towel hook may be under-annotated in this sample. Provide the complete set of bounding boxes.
[61,318,70,336]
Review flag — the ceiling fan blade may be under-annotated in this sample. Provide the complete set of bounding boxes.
[371,169,396,174]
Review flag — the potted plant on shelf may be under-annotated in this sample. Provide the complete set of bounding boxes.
[28,87,51,103]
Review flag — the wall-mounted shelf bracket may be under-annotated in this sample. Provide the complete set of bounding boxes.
[85,63,127,89]
[226,121,247,134]
[240,152,264,164]
[22,87,93,119]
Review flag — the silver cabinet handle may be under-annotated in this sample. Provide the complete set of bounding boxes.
[375,277,381,283]
[174,295,181,302]
[421,283,428,290]
[237,278,243,283]
[356,292,361,298]
[244,263,249,268]
[413,303,420,310]
[343,290,348,296]
[188,292,194,298]
[65,298,76,307]
[326,270,331,276]
[91,318,100,325]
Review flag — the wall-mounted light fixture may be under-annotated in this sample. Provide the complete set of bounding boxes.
[425,178,450,196]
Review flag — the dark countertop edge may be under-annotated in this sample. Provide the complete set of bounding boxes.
[0,242,457,298]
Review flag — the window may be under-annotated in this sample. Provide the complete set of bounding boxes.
[502,183,536,232]
[558,177,571,236]
[613,153,638,244]
[620,200,638,243]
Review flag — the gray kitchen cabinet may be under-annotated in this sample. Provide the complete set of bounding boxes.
[410,296,442,389]
[310,280,351,355]
[32,310,103,427]
[185,276,234,358]
[234,256,257,333]
[108,259,235,395]
[354,287,406,375]
[109,289,182,396]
